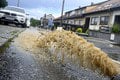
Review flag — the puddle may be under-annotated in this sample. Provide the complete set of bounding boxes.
[0,37,110,80]
[14,28,120,79]
[2,27,120,80]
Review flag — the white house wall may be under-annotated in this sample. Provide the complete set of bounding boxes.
[86,12,114,30]
[67,18,85,26]
[74,18,85,26]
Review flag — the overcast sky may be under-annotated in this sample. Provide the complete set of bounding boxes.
[7,0,106,19]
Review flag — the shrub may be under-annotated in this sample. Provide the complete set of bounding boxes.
[112,23,120,33]
[76,28,82,33]
[86,29,89,34]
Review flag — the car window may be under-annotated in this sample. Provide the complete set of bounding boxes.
[5,7,25,13]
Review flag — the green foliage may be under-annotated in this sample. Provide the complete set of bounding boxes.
[76,28,82,33]
[0,0,8,8]
[0,38,12,53]
[85,29,89,34]
[112,23,120,33]
[30,18,41,27]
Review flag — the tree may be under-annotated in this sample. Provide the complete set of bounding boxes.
[0,0,8,8]
[30,18,41,27]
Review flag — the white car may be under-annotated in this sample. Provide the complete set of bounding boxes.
[0,6,30,27]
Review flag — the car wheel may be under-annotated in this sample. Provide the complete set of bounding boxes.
[4,22,8,25]
[22,23,27,28]
[0,20,2,24]
[15,23,18,27]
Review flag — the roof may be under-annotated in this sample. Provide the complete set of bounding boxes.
[65,0,108,14]
[86,0,120,14]
[66,7,86,13]
[55,0,120,20]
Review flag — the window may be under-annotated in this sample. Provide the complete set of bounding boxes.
[74,20,79,25]
[69,20,74,24]
[91,17,98,25]
[100,16,109,25]
[70,11,75,16]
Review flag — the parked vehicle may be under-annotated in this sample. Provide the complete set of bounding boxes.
[0,6,30,27]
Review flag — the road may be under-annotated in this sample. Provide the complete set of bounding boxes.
[84,37,120,61]
[0,25,115,80]
[0,24,24,46]
[0,37,110,80]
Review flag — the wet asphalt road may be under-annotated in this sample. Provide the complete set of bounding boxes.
[84,37,120,61]
[0,25,24,46]
[0,37,110,80]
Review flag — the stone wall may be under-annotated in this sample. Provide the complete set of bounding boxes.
[89,30,120,44]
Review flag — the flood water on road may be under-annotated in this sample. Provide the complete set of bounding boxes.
[0,40,110,80]
[0,28,111,80]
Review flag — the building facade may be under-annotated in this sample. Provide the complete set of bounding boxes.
[41,14,54,28]
[54,0,120,33]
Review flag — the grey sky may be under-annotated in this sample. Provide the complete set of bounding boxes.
[7,0,106,18]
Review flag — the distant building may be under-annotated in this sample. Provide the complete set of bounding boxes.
[40,14,54,28]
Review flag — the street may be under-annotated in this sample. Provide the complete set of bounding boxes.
[0,24,24,46]
[84,37,120,61]
[0,25,120,80]
[1,0,120,79]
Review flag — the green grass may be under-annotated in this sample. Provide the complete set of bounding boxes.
[0,38,12,54]
[10,30,18,35]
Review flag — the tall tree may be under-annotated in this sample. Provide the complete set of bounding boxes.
[0,0,8,8]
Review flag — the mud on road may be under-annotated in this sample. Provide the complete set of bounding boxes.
[0,28,111,80]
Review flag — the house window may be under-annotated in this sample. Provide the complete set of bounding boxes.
[91,17,98,25]
[100,16,109,25]
[74,20,80,25]
[69,20,74,24]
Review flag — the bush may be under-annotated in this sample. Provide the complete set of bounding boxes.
[30,18,41,27]
[112,23,120,33]
[85,29,89,34]
[76,28,82,33]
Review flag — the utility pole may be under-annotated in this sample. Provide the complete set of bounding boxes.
[17,0,20,7]
[60,0,65,27]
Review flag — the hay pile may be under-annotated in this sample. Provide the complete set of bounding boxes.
[15,29,120,77]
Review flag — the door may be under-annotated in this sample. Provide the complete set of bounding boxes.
[85,17,90,28]
[84,17,90,31]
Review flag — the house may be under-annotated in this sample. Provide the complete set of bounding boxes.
[83,0,120,44]
[40,14,54,28]
[63,7,86,31]
[85,0,120,33]
[54,1,106,32]
[54,7,87,32]
[54,0,120,33]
